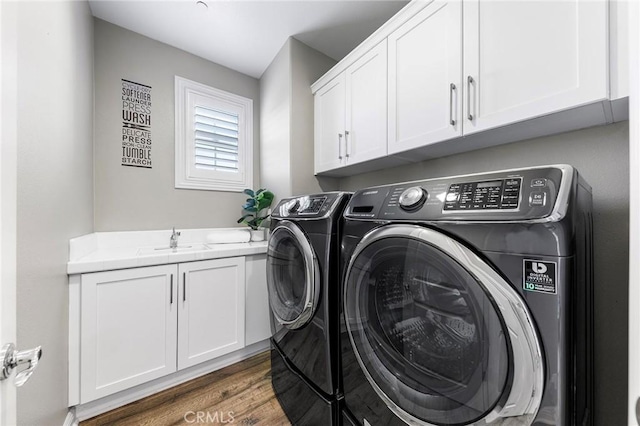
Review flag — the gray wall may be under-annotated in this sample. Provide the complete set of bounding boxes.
[15,1,95,425]
[289,38,338,197]
[260,39,293,201]
[94,19,261,231]
[260,37,336,205]
[338,121,629,426]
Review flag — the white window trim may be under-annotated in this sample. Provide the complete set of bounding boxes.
[175,76,253,192]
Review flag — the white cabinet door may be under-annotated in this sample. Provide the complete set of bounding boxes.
[463,0,608,135]
[80,265,178,403]
[177,257,245,370]
[345,41,388,165]
[388,1,462,155]
[314,74,346,173]
[245,255,271,345]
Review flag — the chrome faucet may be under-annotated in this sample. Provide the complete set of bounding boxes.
[170,227,181,249]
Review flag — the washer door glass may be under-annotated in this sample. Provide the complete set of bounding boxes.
[344,235,511,425]
[267,222,319,329]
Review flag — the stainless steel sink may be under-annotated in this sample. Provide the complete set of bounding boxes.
[136,243,210,256]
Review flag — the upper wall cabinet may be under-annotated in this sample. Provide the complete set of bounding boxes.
[312,0,621,176]
[462,0,608,135]
[388,1,462,154]
[315,41,388,174]
[314,75,345,173]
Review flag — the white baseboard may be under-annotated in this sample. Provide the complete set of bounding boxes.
[73,339,270,422]
[63,408,78,426]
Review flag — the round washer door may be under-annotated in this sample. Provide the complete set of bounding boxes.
[344,225,544,425]
[267,221,320,329]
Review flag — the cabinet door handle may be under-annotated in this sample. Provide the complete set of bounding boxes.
[338,133,343,160]
[467,76,474,121]
[449,83,456,126]
[183,272,186,302]
[170,274,173,305]
[345,131,350,159]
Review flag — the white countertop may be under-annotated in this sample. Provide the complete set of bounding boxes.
[67,228,268,275]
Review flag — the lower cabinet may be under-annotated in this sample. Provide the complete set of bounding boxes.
[80,264,179,402]
[177,257,245,369]
[73,255,266,405]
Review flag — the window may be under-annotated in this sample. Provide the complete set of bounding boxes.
[175,76,253,192]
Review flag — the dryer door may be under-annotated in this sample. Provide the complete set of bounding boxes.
[267,221,320,329]
[344,224,543,426]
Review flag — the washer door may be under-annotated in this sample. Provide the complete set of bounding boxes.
[267,221,320,329]
[344,225,543,425]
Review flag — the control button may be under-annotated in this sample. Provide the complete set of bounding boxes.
[529,191,547,207]
[445,192,459,202]
[531,178,547,188]
[399,186,428,211]
[501,197,517,202]
[501,191,519,208]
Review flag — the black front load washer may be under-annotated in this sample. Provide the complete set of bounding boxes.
[267,192,350,425]
[340,165,593,426]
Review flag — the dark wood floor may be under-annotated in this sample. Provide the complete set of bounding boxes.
[81,351,292,426]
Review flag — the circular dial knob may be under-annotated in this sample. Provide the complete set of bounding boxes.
[399,186,428,211]
[285,199,300,213]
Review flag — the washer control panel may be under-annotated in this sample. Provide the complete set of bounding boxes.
[344,166,570,221]
[444,178,521,211]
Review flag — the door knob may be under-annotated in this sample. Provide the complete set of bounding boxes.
[1,343,42,387]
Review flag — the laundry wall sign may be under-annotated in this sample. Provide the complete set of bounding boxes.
[121,79,152,168]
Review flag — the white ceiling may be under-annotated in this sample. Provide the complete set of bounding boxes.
[88,0,409,79]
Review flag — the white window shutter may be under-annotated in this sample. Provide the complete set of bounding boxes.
[194,106,240,173]
[175,76,253,192]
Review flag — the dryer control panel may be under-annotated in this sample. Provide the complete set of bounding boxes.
[345,166,574,222]
[272,192,350,220]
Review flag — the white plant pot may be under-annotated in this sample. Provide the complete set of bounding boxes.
[250,229,265,242]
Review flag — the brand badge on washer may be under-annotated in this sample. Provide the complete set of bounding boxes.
[523,259,557,294]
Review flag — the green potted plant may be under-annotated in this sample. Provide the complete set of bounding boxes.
[237,188,275,241]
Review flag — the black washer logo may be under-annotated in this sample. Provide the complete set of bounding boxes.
[523,259,557,294]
